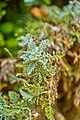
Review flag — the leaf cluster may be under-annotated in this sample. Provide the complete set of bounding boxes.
[0,34,62,120]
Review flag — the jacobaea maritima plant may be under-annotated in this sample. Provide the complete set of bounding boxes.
[0,34,62,120]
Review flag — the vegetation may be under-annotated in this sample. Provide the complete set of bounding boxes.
[0,0,80,120]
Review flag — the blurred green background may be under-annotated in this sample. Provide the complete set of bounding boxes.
[0,0,72,58]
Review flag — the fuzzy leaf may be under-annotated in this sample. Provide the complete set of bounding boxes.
[20,89,33,101]
[27,62,36,75]
[38,39,49,51]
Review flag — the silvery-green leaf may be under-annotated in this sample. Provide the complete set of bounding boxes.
[27,62,36,75]
[20,89,33,101]
[39,58,48,65]
[38,39,49,51]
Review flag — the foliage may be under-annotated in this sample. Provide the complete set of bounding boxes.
[0,34,62,120]
[0,1,80,120]
[0,92,32,120]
